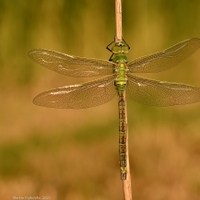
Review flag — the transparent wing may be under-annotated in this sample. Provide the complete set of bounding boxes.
[128,38,200,73]
[33,75,116,109]
[29,49,114,77]
[127,74,200,106]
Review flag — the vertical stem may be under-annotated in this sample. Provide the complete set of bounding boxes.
[115,0,123,42]
[115,0,132,199]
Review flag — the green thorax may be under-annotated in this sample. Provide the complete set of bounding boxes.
[111,42,129,94]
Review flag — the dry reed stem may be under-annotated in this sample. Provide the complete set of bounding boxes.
[115,1,132,199]
[115,0,123,42]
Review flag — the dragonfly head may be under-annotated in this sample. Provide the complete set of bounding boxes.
[112,42,129,54]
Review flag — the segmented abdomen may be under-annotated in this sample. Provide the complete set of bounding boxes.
[118,93,127,180]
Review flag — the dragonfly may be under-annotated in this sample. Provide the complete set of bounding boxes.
[29,38,200,180]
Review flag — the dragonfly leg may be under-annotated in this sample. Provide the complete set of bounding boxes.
[106,38,115,52]
[122,38,130,50]
[108,54,114,61]
[106,38,116,61]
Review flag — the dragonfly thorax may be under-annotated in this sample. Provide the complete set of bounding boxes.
[114,62,128,93]
[112,54,128,63]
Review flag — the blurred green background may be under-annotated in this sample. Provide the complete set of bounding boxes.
[1,0,200,199]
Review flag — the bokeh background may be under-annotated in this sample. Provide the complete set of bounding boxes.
[1,0,200,199]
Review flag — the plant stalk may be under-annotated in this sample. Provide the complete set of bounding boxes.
[115,0,132,199]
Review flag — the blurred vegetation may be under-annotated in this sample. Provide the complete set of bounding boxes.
[0,0,200,199]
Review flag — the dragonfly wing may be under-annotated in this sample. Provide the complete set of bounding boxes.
[29,49,114,77]
[127,74,200,106]
[128,38,200,73]
[33,75,116,109]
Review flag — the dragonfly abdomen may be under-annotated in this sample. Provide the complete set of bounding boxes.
[118,93,127,180]
[115,79,127,93]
